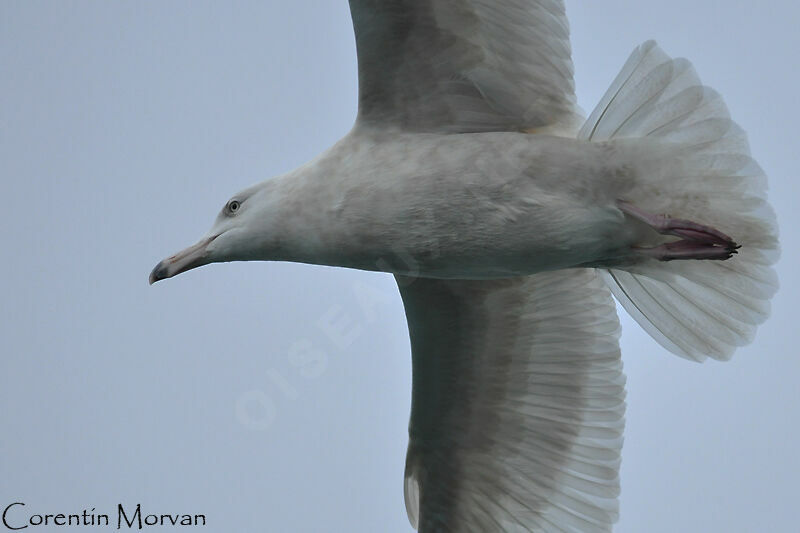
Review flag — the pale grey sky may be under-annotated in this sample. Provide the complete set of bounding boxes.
[1,2,797,532]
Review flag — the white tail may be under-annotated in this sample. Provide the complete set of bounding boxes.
[579,41,779,361]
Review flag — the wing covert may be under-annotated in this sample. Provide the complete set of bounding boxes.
[348,0,581,133]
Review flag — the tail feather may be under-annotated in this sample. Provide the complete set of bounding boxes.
[580,40,779,361]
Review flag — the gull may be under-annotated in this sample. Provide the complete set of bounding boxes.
[150,1,779,531]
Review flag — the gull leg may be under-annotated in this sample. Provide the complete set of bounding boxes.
[618,200,740,261]
[635,240,739,261]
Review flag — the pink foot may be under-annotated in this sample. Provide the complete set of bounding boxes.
[618,200,740,261]
[636,240,740,262]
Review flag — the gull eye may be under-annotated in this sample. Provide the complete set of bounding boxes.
[227,200,241,215]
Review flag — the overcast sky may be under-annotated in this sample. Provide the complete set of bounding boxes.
[1,2,798,532]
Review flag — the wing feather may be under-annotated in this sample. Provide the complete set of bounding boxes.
[396,269,626,532]
[348,0,581,133]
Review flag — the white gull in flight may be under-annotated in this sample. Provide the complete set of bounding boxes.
[150,1,779,531]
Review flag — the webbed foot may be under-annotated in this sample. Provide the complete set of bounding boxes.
[618,200,739,261]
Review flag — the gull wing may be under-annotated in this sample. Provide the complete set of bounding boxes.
[348,0,581,133]
[396,269,626,532]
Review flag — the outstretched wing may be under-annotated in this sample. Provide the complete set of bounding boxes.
[348,0,581,133]
[397,269,626,532]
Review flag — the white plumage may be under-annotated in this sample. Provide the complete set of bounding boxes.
[580,41,778,361]
[399,271,625,532]
[150,2,779,531]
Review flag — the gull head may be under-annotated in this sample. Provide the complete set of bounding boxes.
[149,182,279,285]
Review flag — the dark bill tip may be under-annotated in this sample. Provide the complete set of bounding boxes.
[149,261,168,285]
[148,234,219,286]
